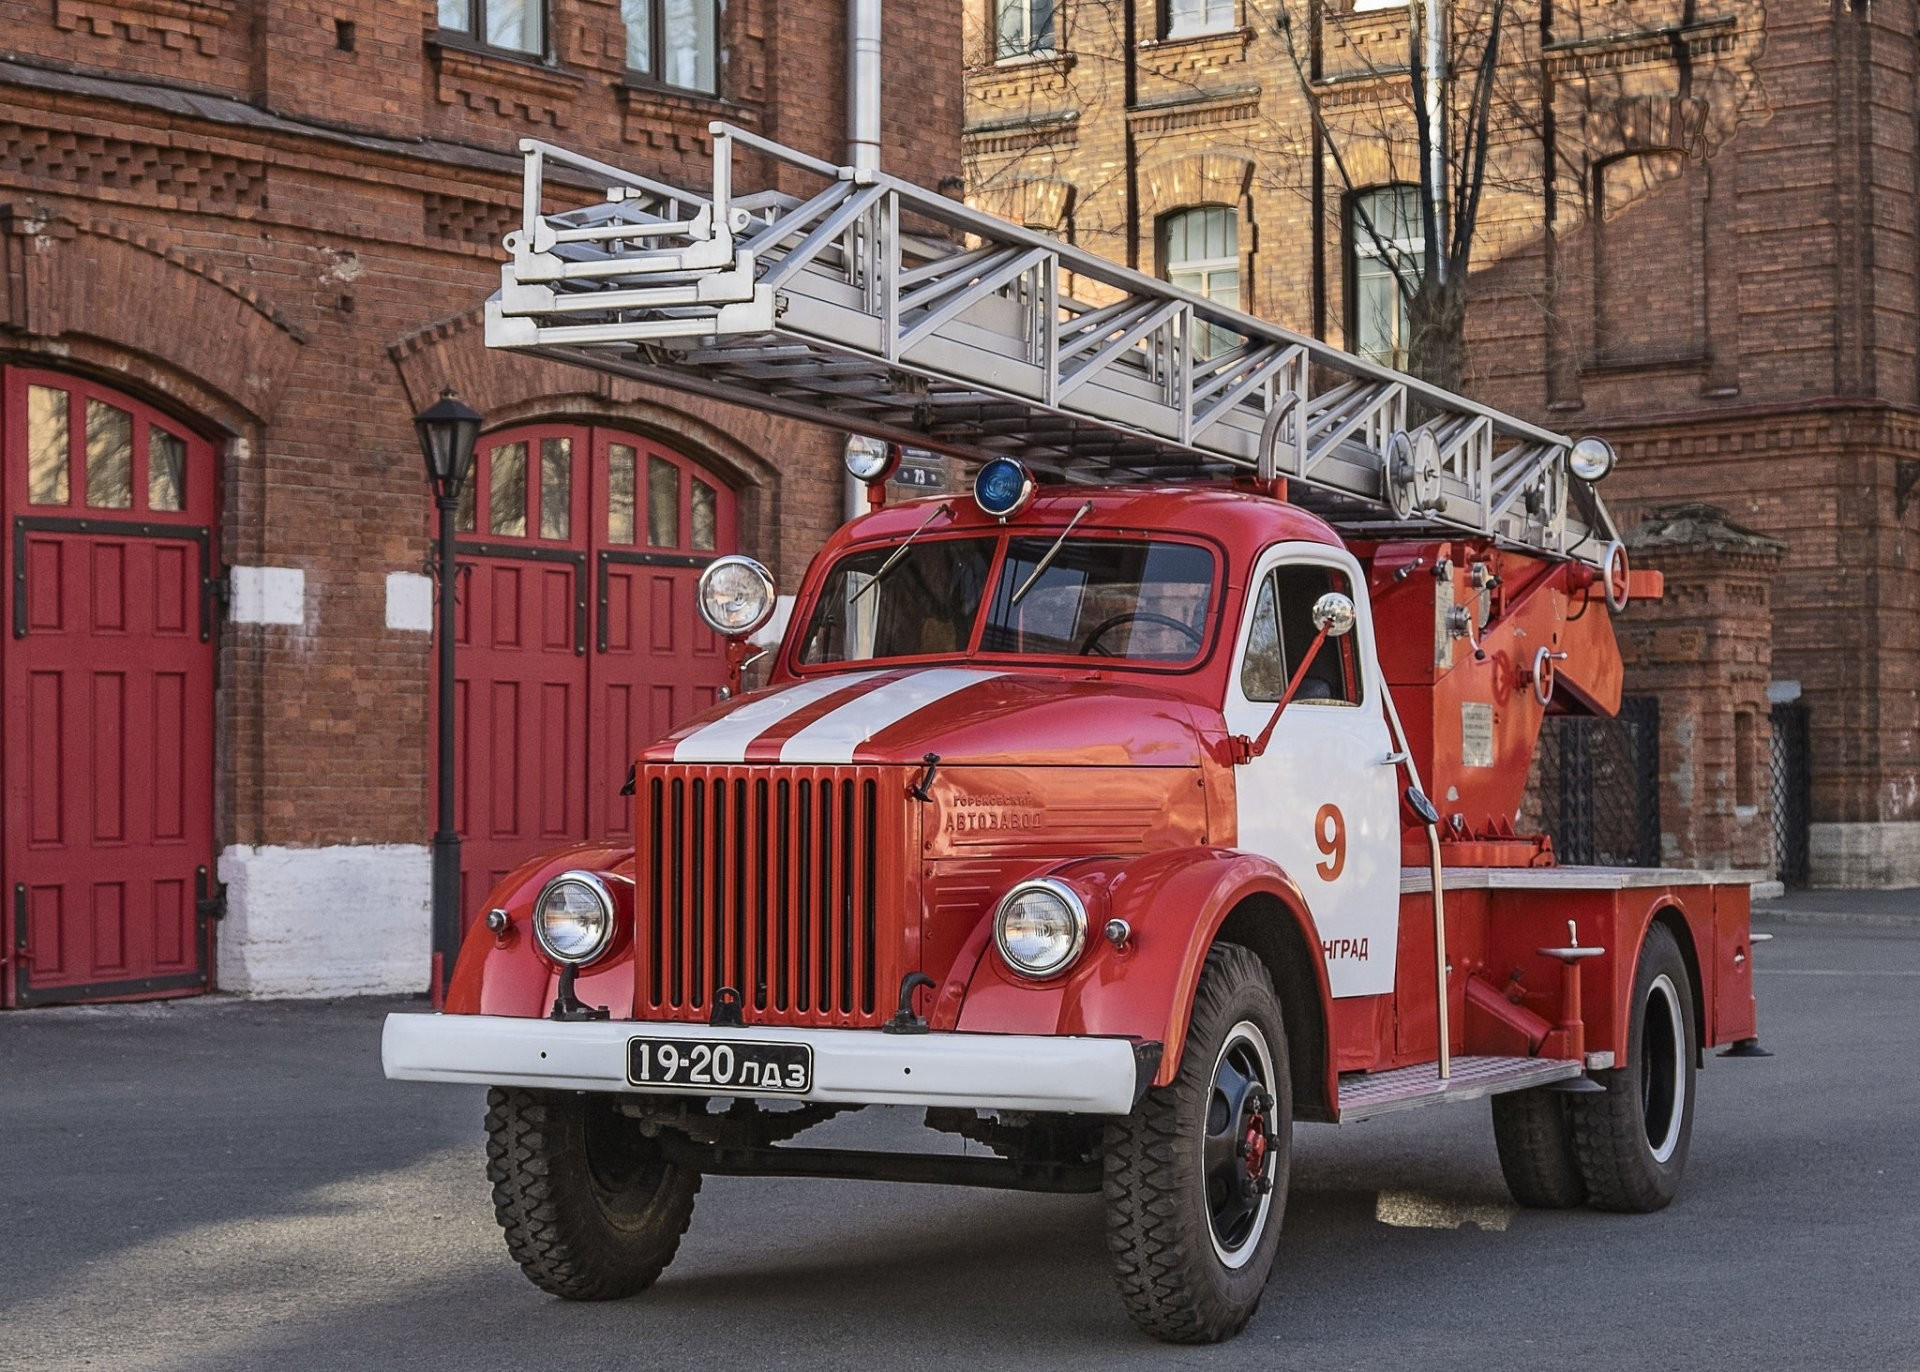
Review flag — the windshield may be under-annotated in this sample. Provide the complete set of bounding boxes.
[797,534,1215,667]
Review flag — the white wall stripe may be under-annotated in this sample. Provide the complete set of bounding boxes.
[779,668,1005,764]
[671,670,885,763]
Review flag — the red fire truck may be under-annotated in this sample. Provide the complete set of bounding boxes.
[383,126,1765,1343]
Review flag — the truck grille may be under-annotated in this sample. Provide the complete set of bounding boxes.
[635,765,907,1028]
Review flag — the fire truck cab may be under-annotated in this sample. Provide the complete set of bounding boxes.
[382,123,1764,1344]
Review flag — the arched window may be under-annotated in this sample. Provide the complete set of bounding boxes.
[1160,205,1240,357]
[10,367,210,522]
[1347,184,1423,370]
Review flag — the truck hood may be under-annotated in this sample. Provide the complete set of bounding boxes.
[649,666,1207,768]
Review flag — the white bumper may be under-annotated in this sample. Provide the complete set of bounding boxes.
[382,1013,1152,1115]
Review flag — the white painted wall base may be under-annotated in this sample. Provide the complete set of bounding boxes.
[1809,822,1920,889]
[216,844,430,997]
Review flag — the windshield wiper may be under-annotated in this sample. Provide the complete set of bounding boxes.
[1009,500,1094,606]
[849,502,952,604]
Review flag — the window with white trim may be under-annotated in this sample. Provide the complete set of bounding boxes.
[437,0,543,56]
[1348,184,1423,370]
[1161,205,1241,359]
[1165,0,1235,39]
[624,0,721,94]
[995,0,1058,61]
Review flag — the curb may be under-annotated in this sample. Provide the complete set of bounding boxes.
[1753,907,1920,930]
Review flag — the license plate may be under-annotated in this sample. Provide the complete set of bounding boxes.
[627,1037,813,1094]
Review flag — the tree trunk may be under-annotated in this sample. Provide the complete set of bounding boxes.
[1407,277,1466,394]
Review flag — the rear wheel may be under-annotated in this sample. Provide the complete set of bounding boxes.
[1103,943,1291,1344]
[1568,923,1697,1212]
[485,1086,702,1299]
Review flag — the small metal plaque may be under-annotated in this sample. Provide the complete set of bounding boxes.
[1461,702,1494,768]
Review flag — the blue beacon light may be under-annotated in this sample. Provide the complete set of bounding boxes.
[973,458,1035,521]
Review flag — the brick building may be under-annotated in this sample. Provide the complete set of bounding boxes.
[0,0,961,1004]
[964,0,1919,886]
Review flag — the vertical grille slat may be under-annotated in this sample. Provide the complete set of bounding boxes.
[636,764,898,1027]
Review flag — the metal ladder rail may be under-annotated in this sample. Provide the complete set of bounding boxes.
[486,125,1619,568]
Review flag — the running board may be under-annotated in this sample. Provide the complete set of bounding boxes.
[1337,1056,1584,1122]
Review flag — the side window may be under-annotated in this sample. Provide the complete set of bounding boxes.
[1240,564,1360,705]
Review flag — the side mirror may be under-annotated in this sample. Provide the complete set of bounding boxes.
[1311,591,1356,638]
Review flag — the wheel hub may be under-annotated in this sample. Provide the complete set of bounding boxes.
[1204,1028,1279,1262]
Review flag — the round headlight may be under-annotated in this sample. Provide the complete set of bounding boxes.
[994,878,1088,980]
[532,872,616,966]
[844,435,899,484]
[974,457,1035,522]
[696,555,777,637]
[1569,436,1616,483]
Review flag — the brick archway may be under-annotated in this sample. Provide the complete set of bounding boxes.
[0,208,304,427]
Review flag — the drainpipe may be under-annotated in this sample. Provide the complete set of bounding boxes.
[848,0,882,175]
[843,0,884,520]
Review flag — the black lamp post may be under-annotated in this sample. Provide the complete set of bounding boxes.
[414,387,482,1000]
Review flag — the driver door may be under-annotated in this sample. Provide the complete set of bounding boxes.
[1223,545,1401,998]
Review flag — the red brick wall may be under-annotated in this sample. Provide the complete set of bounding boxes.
[0,0,961,850]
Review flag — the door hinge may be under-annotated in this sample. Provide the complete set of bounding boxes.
[194,865,227,922]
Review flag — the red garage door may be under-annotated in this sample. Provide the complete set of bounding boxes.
[449,423,734,924]
[1,368,218,1007]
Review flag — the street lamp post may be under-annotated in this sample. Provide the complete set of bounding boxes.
[413,388,482,1002]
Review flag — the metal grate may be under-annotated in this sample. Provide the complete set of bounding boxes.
[1533,695,1661,866]
[637,765,906,1027]
[1770,700,1812,887]
[1338,1056,1583,1122]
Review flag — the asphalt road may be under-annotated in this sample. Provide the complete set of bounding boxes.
[3,913,1917,1372]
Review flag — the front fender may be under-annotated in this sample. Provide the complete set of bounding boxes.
[947,847,1334,1096]
[445,842,637,1018]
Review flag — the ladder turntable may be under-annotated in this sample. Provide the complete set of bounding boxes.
[486,124,1619,567]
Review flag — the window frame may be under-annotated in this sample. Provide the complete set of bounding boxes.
[622,0,723,96]
[1229,549,1370,712]
[993,0,1059,63]
[435,0,548,59]
[785,525,1229,679]
[1344,183,1424,371]
[5,366,212,526]
[1161,0,1237,41]
[1159,204,1242,359]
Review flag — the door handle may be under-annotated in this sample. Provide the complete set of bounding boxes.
[1380,751,1409,767]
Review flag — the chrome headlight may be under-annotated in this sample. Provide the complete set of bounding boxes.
[696,555,777,637]
[994,878,1089,980]
[532,871,617,966]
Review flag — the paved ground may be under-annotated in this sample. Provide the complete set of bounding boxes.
[3,914,1917,1372]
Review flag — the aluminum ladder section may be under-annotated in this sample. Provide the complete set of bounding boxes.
[485,124,1617,568]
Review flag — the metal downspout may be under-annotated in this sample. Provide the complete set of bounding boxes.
[843,0,884,517]
[848,0,882,176]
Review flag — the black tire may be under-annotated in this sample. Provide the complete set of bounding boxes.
[1568,922,1697,1212]
[1491,1087,1588,1209]
[485,1086,702,1300]
[1103,943,1292,1344]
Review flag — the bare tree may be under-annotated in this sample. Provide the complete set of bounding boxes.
[1274,0,1509,392]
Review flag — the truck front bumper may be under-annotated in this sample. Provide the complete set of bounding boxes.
[382,1013,1157,1115]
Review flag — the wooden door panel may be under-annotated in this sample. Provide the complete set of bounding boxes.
[447,423,736,923]
[6,527,213,1002]
[453,548,587,930]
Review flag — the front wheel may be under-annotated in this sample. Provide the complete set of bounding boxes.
[1103,943,1292,1344]
[1568,922,1697,1211]
[485,1086,702,1299]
